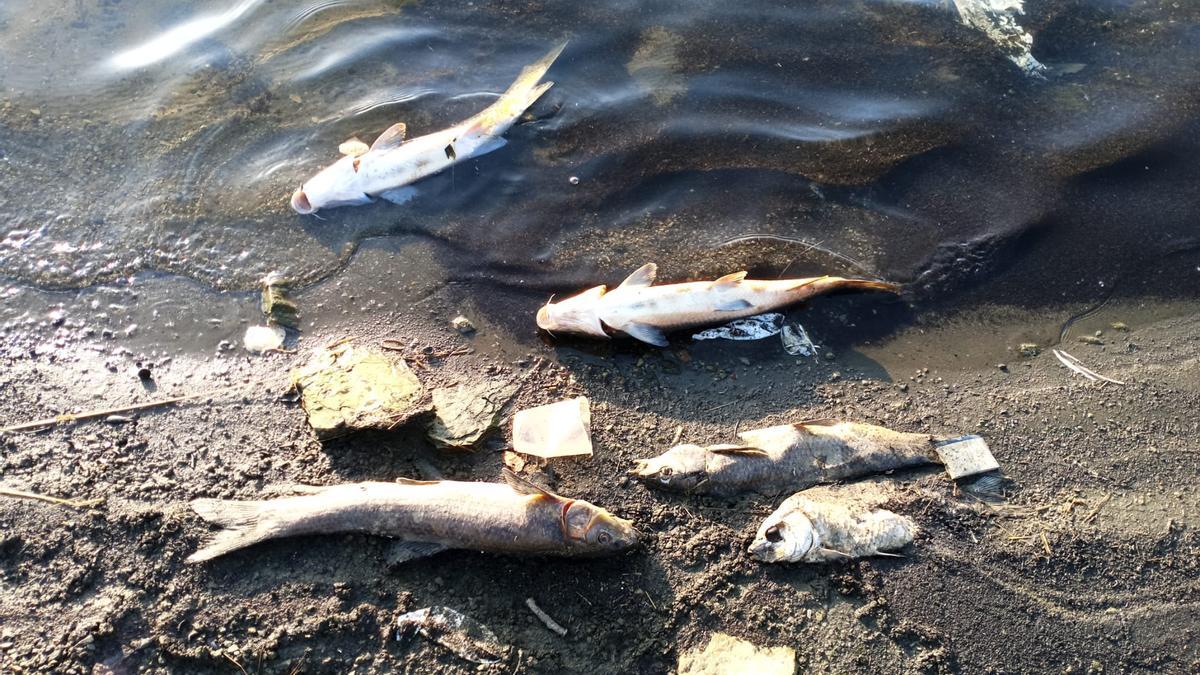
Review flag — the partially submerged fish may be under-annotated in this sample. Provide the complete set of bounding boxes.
[632,420,945,496]
[186,470,638,563]
[290,42,566,214]
[748,482,916,564]
[536,263,900,347]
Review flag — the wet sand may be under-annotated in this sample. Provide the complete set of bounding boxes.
[1,265,1197,673]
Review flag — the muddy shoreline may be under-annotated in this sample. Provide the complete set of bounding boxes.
[1,269,1198,673]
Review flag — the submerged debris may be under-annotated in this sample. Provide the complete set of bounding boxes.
[290,342,426,439]
[427,380,519,450]
[396,606,506,665]
[951,0,1045,76]
[678,633,796,675]
[513,397,593,458]
[260,272,300,328]
[693,313,785,342]
[749,482,916,564]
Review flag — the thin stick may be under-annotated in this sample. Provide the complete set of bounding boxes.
[0,381,253,434]
[1040,530,1053,556]
[1083,493,1112,524]
[0,487,103,510]
[525,598,568,637]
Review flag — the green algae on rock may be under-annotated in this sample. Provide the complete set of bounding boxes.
[290,342,426,439]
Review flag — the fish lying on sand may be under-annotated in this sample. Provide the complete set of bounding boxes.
[290,42,566,214]
[186,469,638,563]
[748,482,916,563]
[633,420,956,496]
[536,263,900,347]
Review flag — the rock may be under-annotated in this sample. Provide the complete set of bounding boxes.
[290,342,427,439]
[1018,343,1040,357]
[426,380,518,450]
[678,633,795,675]
[261,273,299,328]
[451,315,476,334]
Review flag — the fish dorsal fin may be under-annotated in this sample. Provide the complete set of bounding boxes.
[371,122,407,152]
[339,138,370,157]
[712,271,748,289]
[709,444,770,457]
[502,468,562,500]
[394,477,440,486]
[618,263,657,289]
[793,418,840,431]
[781,276,827,291]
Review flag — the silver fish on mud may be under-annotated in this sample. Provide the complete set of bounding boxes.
[186,470,638,563]
[536,263,900,347]
[290,42,566,214]
[632,420,943,496]
[749,482,916,563]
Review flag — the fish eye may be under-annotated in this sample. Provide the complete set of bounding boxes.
[765,524,784,543]
[597,531,613,545]
[658,466,674,483]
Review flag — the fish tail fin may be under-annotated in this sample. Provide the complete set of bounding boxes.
[186,498,273,563]
[787,276,902,298]
[473,41,566,134]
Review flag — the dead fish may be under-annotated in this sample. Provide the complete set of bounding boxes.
[186,469,638,563]
[290,42,566,214]
[748,482,916,563]
[536,263,899,347]
[632,420,941,496]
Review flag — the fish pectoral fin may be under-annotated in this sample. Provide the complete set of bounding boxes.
[385,540,448,566]
[379,186,419,205]
[339,137,370,157]
[617,263,657,289]
[714,298,753,312]
[872,550,906,558]
[818,546,852,559]
[709,445,770,457]
[370,122,407,152]
[502,468,565,500]
[621,322,669,347]
[712,271,748,289]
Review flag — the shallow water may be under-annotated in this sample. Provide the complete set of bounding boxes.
[0,0,1198,342]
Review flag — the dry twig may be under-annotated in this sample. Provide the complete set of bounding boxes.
[0,487,103,510]
[525,598,568,637]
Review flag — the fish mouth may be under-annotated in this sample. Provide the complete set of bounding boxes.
[536,304,553,330]
[290,189,315,214]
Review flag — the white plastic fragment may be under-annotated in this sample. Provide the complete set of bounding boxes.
[780,322,818,357]
[512,397,593,458]
[243,325,285,353]
[395,606,505,664]
[934,435,999,479]
[692,313,784,341]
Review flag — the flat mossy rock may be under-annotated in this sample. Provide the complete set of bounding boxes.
[290,343,426,439]
[427,380,518,450]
